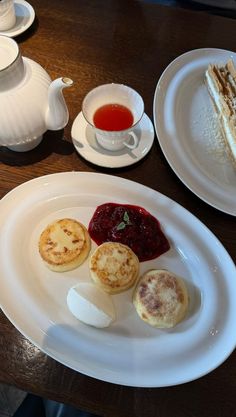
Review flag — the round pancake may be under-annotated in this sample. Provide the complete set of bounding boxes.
[89,242,139,294]
[39,218,91,272]
[133,269,188,328]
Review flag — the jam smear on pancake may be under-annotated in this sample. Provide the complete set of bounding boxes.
[88,203,170,262]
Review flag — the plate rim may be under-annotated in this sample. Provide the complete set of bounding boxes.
[153,47,236,216]
[190,0,236,10]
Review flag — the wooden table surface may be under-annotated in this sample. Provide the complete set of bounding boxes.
[0,1,236,416]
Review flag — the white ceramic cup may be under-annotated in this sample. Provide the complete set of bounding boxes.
[82,83,144,151]
[0,0,16,31]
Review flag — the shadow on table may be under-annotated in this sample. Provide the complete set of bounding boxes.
[0,130,74,166]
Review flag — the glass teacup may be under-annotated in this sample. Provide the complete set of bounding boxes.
[82,83,144,151]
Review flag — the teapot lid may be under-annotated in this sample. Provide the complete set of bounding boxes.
[0,35,19,71]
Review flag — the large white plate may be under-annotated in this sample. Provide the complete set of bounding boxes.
[153,48,236,216]
[0,172,236,387]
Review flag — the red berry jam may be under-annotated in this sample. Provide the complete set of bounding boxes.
[88,203,170,262]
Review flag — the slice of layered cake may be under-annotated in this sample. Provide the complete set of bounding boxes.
[205,59,236,167]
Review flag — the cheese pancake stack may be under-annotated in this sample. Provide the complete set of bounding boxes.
[39,218,91,272]
[133,269,188,328]
[89,242,139,294]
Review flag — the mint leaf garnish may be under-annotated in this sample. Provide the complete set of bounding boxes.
[116,211,132,231]
[116,222,126,230]
[123,211,130,223]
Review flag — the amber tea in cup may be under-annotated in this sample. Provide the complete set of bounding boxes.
[93,103,134,131]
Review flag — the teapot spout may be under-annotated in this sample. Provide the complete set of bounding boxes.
[45,77,73,131]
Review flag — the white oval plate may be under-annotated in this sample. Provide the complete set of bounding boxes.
[0,172,236,387]
[153,48,236,216]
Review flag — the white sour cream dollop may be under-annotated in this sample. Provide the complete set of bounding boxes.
[67,282,115,328]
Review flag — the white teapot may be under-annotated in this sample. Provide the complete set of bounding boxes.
[0,35,73,151]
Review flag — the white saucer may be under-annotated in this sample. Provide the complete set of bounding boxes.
[71,112,154,168]
[0,0,35,38]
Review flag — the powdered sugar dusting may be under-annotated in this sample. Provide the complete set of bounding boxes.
[191,103,228,164]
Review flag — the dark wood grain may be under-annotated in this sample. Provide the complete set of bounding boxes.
[0,1,236,416]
